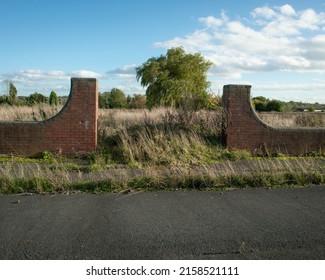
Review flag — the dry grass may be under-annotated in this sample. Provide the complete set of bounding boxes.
[0,157,324,194]
[98,107,222,136]
[97,108,223,165]
[258,112,325,127]
[1,104,324,128]
[0,104,62,121]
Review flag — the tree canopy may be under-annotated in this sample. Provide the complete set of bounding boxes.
[252,96,285,112]
[9,82,17,105]
[98,88,128,109]
[136,47,213,109]
[49,91,58,106]
[27,92,48,105]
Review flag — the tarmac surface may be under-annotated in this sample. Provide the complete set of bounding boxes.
[0,186,325,259]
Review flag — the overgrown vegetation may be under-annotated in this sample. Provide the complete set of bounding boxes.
[97,108,225,166]
[0,106,324,194]
[258,112,325,127]
[0,157,323,194]
[253,96,325,112]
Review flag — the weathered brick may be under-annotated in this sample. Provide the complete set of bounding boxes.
[222,85,325,155]
[0,78,98,157]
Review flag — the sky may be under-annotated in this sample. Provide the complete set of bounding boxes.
[1,0,325,103]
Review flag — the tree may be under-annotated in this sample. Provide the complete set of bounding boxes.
[136,47,213,109]
[27,92,48,105]
[252,96,268,111]
[0,95,10,105]
[206,93,221,110]
[49,91,58,106]
[9,82,17,105]
[266,99,284,112]
[107,88,127,108]
[98,92,106,109]
[128,94,146,109]
[252,96,285,112]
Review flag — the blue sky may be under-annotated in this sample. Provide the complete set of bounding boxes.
[1,0,325,102]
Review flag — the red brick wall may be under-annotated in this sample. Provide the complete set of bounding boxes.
[0,78,98,157]
[222,85,325,155]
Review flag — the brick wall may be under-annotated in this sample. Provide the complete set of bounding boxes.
[0,78,98,157]
[222,85,325,155]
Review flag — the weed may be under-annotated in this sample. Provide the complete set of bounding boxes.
[42,151,53,161]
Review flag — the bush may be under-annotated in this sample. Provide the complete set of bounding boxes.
[266,100,285,112]
[253,97,284,112]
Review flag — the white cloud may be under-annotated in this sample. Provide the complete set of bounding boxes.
[280,4,296,16]
[0,69,106,96]
[0,66,143,96]
[199,16,223,28]
[252,5,277,19]
[252,82,325,102]
[0,69,69,84]
[107,64,138,79]
[155,4,325,79]
[71,70,105,79]
[154,30,215,52]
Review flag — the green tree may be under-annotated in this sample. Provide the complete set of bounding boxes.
[107,88,127,108]
[128,94,146,109]
[27,92,48,105]
[266,99,285,112]
[136,47,213,109]
[0,95,10,105]
[49,91,58,106]
[9,82,17,105]
[252,96,268,111]
[98,92,105,109]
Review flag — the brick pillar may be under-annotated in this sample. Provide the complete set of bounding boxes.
[0,78,98,157]
[222,84,325,155]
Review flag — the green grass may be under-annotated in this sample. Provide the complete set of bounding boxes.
[0,158,323,194]
[0,170,323,195]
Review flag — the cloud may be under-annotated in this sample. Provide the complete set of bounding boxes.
[154,4,325,79]
[107,64,138,78]
[252,83,325,102]
[0,69,105,95]
[0,69,69,84]
[251,6,277,19]
[0,69,106,83]
[198,16,224,28]
[280,4,297,16]
[70,70,105,79]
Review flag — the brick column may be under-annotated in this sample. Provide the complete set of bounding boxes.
[0,78,98,157]
[222,84,325,155]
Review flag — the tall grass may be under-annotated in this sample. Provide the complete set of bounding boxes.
[0,104,62,121]
[97,108,223,166]
[258,112,325,127]
[0,157,323,194]
[0,105,324,194]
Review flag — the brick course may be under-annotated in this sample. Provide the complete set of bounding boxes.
[222,85,325,155]
[0,78,98,157]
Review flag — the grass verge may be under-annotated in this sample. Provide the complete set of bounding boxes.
[0,158,323,194]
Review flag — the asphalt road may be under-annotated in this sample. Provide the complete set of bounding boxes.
[0,186,325,260]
